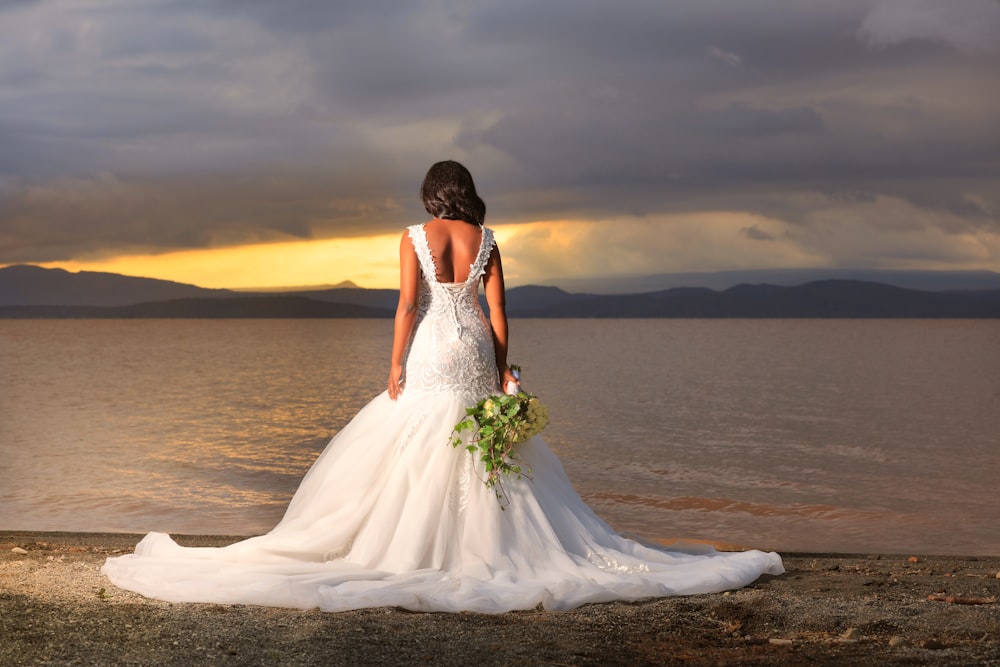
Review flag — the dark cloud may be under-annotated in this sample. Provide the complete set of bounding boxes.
[0,0,997,271]
[860,0,1000,54]
[740,225,776,242]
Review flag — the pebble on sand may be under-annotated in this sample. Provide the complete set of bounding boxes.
[11,547,28,555]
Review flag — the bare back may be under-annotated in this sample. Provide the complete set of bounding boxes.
[421,218,485,284]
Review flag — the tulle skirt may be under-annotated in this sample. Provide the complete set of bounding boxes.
[102,388,784,612]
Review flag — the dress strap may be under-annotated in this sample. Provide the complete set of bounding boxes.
[467,227,496,285]
[406,224,437,281]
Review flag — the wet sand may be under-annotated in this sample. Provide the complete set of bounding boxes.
[2,531,998,666]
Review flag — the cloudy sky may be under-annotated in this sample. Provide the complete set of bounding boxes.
[1,0,998,289]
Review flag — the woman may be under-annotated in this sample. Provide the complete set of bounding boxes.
[102,161,783,613]
[387,160,517,403]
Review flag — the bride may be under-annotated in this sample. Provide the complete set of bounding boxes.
[102,161,783,613]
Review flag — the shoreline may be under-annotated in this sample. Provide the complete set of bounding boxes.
[3,531,999,666]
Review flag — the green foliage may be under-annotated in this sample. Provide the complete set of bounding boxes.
[449,379,550,507]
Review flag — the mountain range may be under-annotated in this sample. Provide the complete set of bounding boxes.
[551,267,1000,293]
[1,264,999,318]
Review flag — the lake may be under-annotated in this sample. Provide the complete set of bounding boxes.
[1,319,997,555]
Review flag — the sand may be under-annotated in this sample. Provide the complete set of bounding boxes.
[2,531,998,666]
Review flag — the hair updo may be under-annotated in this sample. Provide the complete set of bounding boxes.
[420,160,486,227]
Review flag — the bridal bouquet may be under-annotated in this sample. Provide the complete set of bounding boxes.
[450,365,549,505]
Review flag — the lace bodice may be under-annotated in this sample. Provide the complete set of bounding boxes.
[402,224,500,404]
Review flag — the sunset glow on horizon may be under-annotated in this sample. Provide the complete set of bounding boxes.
[30,233,408,290]
[17,205,1000,291]
[21,224,527,290]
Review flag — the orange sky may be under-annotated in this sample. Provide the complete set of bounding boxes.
[27,225,534,290]
[25,207,1000,290]
[35,232,410,290]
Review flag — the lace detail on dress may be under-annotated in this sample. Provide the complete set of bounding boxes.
[396,412,427,457]
[471,227,495,283]
[408,225,495,286]
[448,451,475,514]
[408,225,437,282]
[403,224,500,404]
[586,548,652,574]
[322,538,354,562]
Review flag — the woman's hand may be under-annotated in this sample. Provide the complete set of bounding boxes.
[500,366,520,395]
[388,364,405,400]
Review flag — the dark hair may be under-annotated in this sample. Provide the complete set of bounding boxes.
[420,160,486,226]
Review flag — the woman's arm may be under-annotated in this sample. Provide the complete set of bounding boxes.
[388,231,420,400]
[482,244,518,390]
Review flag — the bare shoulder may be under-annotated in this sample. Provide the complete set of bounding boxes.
[399,229,418,259]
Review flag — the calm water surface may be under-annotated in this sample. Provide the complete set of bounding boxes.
[1,319,998,555]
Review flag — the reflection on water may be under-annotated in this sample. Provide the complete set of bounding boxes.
[1,318,998,555]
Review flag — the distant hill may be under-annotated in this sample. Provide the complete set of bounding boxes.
[233,280,360,293]
[1,265,998,318]
[0,265,236,307]
[283,286,401,310]
[506,280,1000,318]
[552,268,1000,293]
[0,265,595,314]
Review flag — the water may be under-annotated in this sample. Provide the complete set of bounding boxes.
[1,319,998,555]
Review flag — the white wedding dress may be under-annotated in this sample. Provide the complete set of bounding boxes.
[102,224,784,613]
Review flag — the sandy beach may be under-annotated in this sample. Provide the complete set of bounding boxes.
[2,532,998,666]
